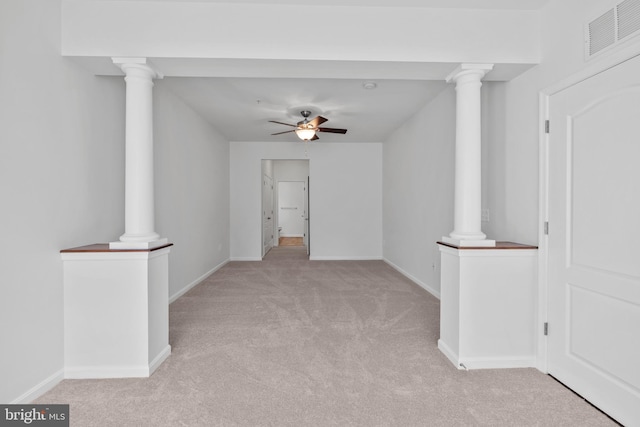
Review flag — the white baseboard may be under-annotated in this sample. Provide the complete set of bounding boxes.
[64,349,172,380]
[309,256,383,261]
[438,339,463,370]
[384,259,441,299]
[65,366,146,379]
[460,356,536,370]
[65,364,149,379]
[149,345,171,376]
[229,257,262,261]
[438,339,536,370]
[169,259,229,303]
[279,234,303,238]
[11,369,64,404]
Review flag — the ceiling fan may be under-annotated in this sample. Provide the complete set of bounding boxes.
[269,110,347,141]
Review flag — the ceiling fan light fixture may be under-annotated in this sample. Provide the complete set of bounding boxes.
[295,127,317,141]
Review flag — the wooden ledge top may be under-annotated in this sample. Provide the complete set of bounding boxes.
[437,241,538,250]
[61,243,173,253]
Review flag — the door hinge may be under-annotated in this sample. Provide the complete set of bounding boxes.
[544,221,549,235]
[544,322,549,336]
[545,120,550,133]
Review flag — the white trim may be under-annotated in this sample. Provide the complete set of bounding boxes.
[279,233,304,238]
[148,345,171,376]
[60,246,171,261]
[537,91,550,374]
[169,259,229,303]
[383,258,441,300]
[459,356,537,370]
[65,365,149,379]
[63,348,171,380]
[543,42,640,96]
[438,339,535,370]
[438,245,537,258]
[437,339,463,370]
[309,256,383,261]
[10,369,64,404]
[229,257,262,261]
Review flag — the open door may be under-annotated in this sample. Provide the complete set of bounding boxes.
[262,174,274,257]
[305,176,310,255]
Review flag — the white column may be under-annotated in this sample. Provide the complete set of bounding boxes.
[110,58,167,250]
[442,64,495,247]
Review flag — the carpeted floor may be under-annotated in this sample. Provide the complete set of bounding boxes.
[35,247,616,426]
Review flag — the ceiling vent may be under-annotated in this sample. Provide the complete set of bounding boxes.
[618,0,640,39]
[586,0,640,59]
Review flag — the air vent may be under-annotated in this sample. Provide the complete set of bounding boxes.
[586,0,640,59]
[617,0,640,40]
[588,9,616,56]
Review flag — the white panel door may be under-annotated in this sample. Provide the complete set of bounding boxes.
[278,181,305,237]
[304,176,309,255]
[548,55,640,426]
[262,175,274,256]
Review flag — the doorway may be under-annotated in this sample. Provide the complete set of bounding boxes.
[261,159,310,257]
[278,181,306,247]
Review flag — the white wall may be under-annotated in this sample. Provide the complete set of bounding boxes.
[0,0,125,403]
[0,0,233,403]
[484,0,630,245]
[61,1,540,65]
[231,142,382,260]
[382,86,456,298]
[154,82,230,302]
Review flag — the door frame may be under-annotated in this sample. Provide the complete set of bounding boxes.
[261,159,311,257]
[537,43,640,373]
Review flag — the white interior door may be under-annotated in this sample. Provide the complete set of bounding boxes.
[304,176,309,255]
[547,54,640,426]
[278,181,305,238]
[262,175,274,256]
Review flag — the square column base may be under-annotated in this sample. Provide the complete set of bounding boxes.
[61,244,172,378]
[437,242,538,370]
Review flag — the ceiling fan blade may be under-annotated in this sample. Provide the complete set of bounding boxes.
[308,115,329,128]
[271,130,296,136]
[318,127,347,134]
[311,134,320,141]
[269,120,296,127]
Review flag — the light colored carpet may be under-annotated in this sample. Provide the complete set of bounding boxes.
[35,247,616,426]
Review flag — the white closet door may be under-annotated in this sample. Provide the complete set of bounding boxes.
[547,54,640,426]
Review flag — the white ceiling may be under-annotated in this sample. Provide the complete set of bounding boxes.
[153,60,535,142]
[162,77,448,142]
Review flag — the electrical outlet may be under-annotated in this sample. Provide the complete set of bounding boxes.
[481,209,490,223]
